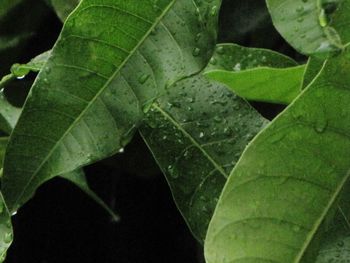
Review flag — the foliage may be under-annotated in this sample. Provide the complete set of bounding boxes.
[1,0,350,262]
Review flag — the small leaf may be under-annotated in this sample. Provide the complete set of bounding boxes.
[140,74,267,242]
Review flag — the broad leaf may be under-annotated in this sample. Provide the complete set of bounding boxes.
[204,44,304,104]
[3,0,221,212]
[0,192,12,263]
[141,74,267,242]
[0,82,117,220]
[205,48,350,262]
[266,0,350,55]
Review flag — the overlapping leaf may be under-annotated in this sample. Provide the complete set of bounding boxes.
[266,0,350,55]
[204,44,305,104]
[3,0,221,212]
[141,74,267,242]
[205,47,350,262]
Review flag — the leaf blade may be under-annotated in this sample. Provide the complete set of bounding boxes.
[205,48,350,262]
[141,74,267,242]
[3,0,220,212]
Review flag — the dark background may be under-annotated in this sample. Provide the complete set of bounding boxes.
[2,0,298,262]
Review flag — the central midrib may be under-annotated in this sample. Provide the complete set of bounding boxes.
[9,0,177,211]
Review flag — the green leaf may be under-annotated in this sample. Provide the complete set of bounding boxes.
[0,51,52,95]
[0,192,12,263]
[140,74,267,242]
[205,48,350,262]
[266,0,350,56]
[59,170,119,222]
[204,44,304,104]
[3,0,221,212]
[302,57,325,89]
[205,66,305,105]
[10,51,51,78]
[0,55,116,217]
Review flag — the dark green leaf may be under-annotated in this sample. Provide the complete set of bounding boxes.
[0,192,12,263]
[205,48,350,262]
[3,0,221,212]
[140,74,267,242]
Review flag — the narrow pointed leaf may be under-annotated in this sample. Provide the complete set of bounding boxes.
[3,0,221,212]
[140,74,267,242]
[205,48,350,262]
[266,0,350,55]
[60,170,119,222]
[205,66,305,105]
[204,44,304,104]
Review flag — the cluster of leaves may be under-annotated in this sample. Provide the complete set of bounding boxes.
[1,0,350,262]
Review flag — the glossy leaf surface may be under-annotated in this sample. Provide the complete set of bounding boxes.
[3,0,221,212]
[266,0,350,55]
[141,74,267,242]
[205,44,303,104]
[205,48,350,263]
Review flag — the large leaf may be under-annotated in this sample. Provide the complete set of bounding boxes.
[140,74,267,242]
[205,48,350,262]
[3,0,221,212]
[266,0,350,55]
[0,192,12,263]
[0,72,117,219]
[204,44,304,104]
